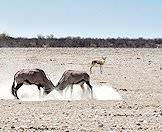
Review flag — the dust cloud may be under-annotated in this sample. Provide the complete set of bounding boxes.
[0,81,122,101]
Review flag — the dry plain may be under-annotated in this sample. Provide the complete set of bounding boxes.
[0,48,161,131]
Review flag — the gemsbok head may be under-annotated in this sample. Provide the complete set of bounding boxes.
[11,68,55,99]
[55,70,93,98]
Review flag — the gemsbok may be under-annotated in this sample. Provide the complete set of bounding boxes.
[55,70,93,98]
[90,56,107,74]
[11,68,55,99]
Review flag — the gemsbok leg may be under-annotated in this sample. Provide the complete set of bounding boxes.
[86,81,93,98]
[14,83,23,99]
[37,85,42,97]
[80,83,85,94]
[70,84,73,97]
[100,65,103,74]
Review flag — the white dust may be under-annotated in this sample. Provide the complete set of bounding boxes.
[0,81,122,101]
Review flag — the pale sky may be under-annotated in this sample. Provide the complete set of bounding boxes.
[0,0,162,38]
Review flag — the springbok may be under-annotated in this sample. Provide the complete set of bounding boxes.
[90,56,107,74]
[11,68,55,99]
[55,70,93,98]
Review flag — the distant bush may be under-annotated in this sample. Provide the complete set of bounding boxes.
[37,34,45,40]
[46,34,54,39]
[0,32,10,39]
[0,34,161,48]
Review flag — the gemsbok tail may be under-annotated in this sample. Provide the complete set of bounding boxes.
[11,79,16,97]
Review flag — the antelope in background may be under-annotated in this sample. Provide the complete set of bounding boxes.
[90,56,107,74]
[11,69,55,99]
[55,70,93,98]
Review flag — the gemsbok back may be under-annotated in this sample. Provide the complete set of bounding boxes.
[11,68,55,99]
[55,70,93,98]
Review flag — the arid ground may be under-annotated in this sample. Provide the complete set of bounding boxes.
[0,48,161,131]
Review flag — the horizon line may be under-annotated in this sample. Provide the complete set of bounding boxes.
[0,32,161,40]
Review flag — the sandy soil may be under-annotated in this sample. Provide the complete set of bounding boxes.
[0,48,162,131]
